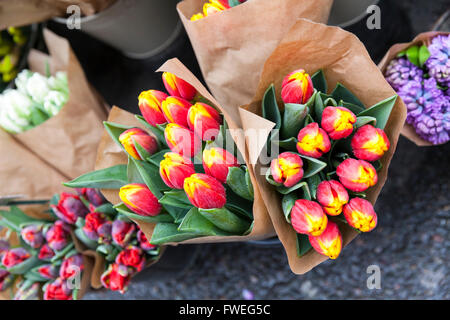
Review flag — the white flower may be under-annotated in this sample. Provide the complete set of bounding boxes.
[48,71,69,94]
[25,72,51,104]
[43,90,67,116]
[14,69,33,94]
[0,94,31,134]
[2,89,33,118]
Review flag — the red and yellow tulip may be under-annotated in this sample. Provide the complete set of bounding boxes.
[161,96,192,127]
[316,180,349,216]
[165,123,202,158]
[119,128,158,160]
[281,69,314,104]
[270,152,304,188]
[187,102,222,141]
[291,199,328,236]
[203,147,239,183]
[138,90,168,126]
[119,183,162,217]
[351,124,390,161]
[296,123,331,158]
[160,152,195,189]
[321,106,356,140]
[308,220,342,259]
[190,13,204,21]
[162,72,197,101]
[204,0,229,16]
[336,158,378,192]
[343,197,378,232]
[183,173,226,209]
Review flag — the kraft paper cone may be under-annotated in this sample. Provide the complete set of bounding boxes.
[95,58,275,245]
[177,0,333,116]
[378,31,449,147]
[242,19,407,274]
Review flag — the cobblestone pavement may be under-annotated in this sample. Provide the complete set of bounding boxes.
[52,0,448,299]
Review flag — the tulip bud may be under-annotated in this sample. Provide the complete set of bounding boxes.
[43,278,73,300]
[138,90,168,126]
[161,96,192,127]
[184,173,227,209]
[60,254,84,280]
[270,152,304,187]
[115,245,145,272]
[100,263,131,294]
[97,221,113,244]
[76,188,106,207]
[160,152,195,189]
[203,147,239,183]
[308,221,342,259]
[20,224,44,249]
[51,192,88,225]
[83,211,108,241]
[14,282,40,300]
[317,180,349,216]
[1,248,31,268]
[38,244,55,261]
[0,269,15,291]
[37,264,59,280]
[112,220,136,248]
[162,72,197,101]
[336,158,378,192]
[137,230,157,251]
[119,128,158,160]
[187,102,222,141]
[291,199,328,236]
[45,221,71,252]
[281,69,314,104]
[296,123,331,158]
[343,198,378,232]
[321,106,357,140]
[203,2,225,16]
[190,13,204,21]
[351,124,390,161]
[165,123,202,158]
[119,183,162,217]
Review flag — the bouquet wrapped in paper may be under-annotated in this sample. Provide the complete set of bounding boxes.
[379,32,450,146]
[177,0,334,111]
[240,19,406,274]
[66,58,274,246]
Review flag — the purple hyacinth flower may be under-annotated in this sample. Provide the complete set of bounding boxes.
[426,35,450,87]
[385,57,423,91]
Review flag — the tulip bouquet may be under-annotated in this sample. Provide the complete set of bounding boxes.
[66,65,256,245]
[380,32,449,145]
[0,68,69,134]
[190,0,247,20]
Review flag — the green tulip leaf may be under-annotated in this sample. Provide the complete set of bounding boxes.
[159,190,192,208]
[300,154,327,179]
[114,203,173,223]
[129,158,164,198]
[164,205,189,224]
[355,116,377,128]
[357,95,397,129]
[296,233,312,257]
[103,121,133,150]
[331,83,365,109]
[244,166,254,200]
[341,100,366,114]
[0,206,41,233]
[226,166,253,201]
[94,203,117,216]
[224,186,253,219]
[314,93,325,123]
[281,103,309,139]
[51,243,75,263]
[198,207,250,234]
[306,174,322,200]
[277,181,309,195]
[74,228,98,250]
[275,137,298,152]
[262,84,281,154]
[24,268,49,283]
[7,256,41,275]
[178,207,232,236]
[311,69,327,93]
[150,223,204,244]
[265,168,282,187]
[63,164,128,189]
[282,192,297,223]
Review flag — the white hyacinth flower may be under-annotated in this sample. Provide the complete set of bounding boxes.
[43,90,67,116]
[25,72,51,104]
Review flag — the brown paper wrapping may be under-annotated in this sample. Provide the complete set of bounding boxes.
[177,0,334,115]
[0,29,108,218]
[241,19,407,274]
[0,0,116,30]
[95,58,275,245]
[378,31,450,147]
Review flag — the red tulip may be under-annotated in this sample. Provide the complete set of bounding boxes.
[20,224,44,249]
[165,123,201,158]
[76,188,106,207]
[100,263,131,294]
[38,244,55,261]
[119,128,158,160]
[38,264,59,280]
[119,183,161,217]
[184,173,226,209]
[343,197,378,232]
[1,248,30,269]
[83,211,108,241]
[203,147,239,183]
[137,229,157,251]
[138,90,168,126]
[162,72,197,101]
[115,245,145,272]
[161,96,192,127]
[309,221,342,259]
[270,152,304,188]
[111,220,136,248]
[291,199,328,236]
[45,221,71,252]
[44,278,73,300]
[159,152,195,189]
[203,0,228,16]
[316,180,349,216]
[187,102,222,141]
[321,106,356,140]
[51,192,88,225]
[296,123,331,158]
[351,124,390,161]
[336,158,378,192]
[281,69,314,104]
[60,254,84,280]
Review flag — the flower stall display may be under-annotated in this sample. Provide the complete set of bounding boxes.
[239,19,406,274]
[177,0,333,113]
[0,27,28,91]
[379,32,450,146]
[65,58,274,246]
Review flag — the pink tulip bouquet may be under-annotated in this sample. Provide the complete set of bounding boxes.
[262,69,396,260]
[65,68,255,246]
